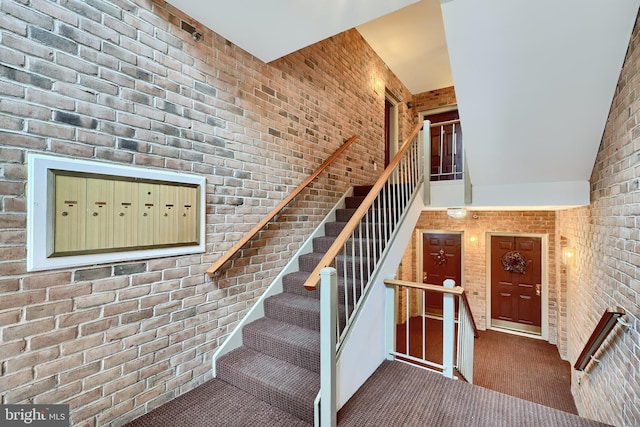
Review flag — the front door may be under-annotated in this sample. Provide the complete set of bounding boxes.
[490,235,542,334]
[422,233,462,314]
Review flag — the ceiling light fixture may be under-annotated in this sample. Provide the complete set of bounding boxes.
[447,208,467,219]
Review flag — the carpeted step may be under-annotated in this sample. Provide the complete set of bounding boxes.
[345,195,366,209]
[336,207,357,222]
[212,183,375,425]
[264,291,349,332]
[216,346,319,424]
[313,235,382,256]
[264,292,321,331]
[353,185,372,196]
[325,221,348,237]
[282,271,316,297]
[335,206,388,222]
[243,317,320,373]
[282,271,362,306]
[298,252,375,279]
[324,220,391,238]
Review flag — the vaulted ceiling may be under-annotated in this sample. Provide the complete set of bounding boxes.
[165,0,640,208]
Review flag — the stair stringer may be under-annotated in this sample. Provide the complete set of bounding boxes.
[212,187,354,377]
[334,184,425,408]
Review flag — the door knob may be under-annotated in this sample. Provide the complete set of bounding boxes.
[536,284,541,296]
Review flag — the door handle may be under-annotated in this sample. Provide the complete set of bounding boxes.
[536,284,541,297]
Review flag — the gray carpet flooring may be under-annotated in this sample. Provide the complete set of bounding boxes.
[338,361,610,427]
[123,378,311,427]
[473,329,578,414]
[125,360,610,427]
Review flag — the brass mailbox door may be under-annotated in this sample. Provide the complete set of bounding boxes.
[114,180,138,249]
[85,178,114,251]
[138,183,159,246]
[54,175,87,253]
[178,186,197,244]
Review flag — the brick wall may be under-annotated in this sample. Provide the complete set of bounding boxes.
[400,211,558,341]
[0,0,415,425]
[412,86,457,112]
[555,12,640,426]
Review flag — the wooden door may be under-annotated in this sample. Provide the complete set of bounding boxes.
[384,98,392,168]
[490,235,542,334]
[422,233,462,314]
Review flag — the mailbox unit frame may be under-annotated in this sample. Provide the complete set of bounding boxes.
[27,153,206,272]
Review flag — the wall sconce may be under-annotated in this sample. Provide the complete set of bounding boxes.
[374,77,384,94]
[447,208,467,219]
[562,248,575,265]
[469,235,479,247]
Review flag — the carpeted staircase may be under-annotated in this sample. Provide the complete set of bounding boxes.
[215,185,374,424]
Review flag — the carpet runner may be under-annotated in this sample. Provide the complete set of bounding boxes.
[214,185,374,424]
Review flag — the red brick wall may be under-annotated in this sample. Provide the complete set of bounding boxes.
[0,0,415,425]
[401,211,558,340]
[412,86,457,112]
[555,13,640,426]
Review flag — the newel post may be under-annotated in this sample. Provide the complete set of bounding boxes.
[422,119,431,205]
[319,267,337,427]
[442,279,456,379]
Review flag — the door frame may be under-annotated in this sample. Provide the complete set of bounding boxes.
[384,90,401,166]
[486,232,549,340]
[416,229,465,288]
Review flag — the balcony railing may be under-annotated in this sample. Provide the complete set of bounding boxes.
[384,278,479,383]
[430,119,463,181]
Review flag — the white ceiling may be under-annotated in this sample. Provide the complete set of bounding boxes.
[356,0,452,94]
[165,0,420,63]
[165,0,640,208]
[441,0,640,189]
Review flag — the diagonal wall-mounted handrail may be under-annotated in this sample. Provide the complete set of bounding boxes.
[574,307,626,371]
[207,135,358,277]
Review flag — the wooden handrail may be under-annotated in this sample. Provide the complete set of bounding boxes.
[207,135,358,277]
[574,307,626,371]
[460,291,480,339]
[303,122,424,290]
[385,278,480,338]
[384,278,463,295]
[430,119,460,127]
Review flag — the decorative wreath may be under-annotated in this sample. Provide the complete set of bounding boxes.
[501,250,528,274]
[434,249,448,266]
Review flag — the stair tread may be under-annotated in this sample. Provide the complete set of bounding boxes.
[214,184,375,424]
[244,317,319,352]
[266,292,320,313]
[217,347,319,423]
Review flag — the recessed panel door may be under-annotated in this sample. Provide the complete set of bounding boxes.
[422,233,462,314]
[491,235,542,334]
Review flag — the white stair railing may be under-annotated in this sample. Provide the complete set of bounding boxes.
[383,278,479,383]
[311,121,427,426]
